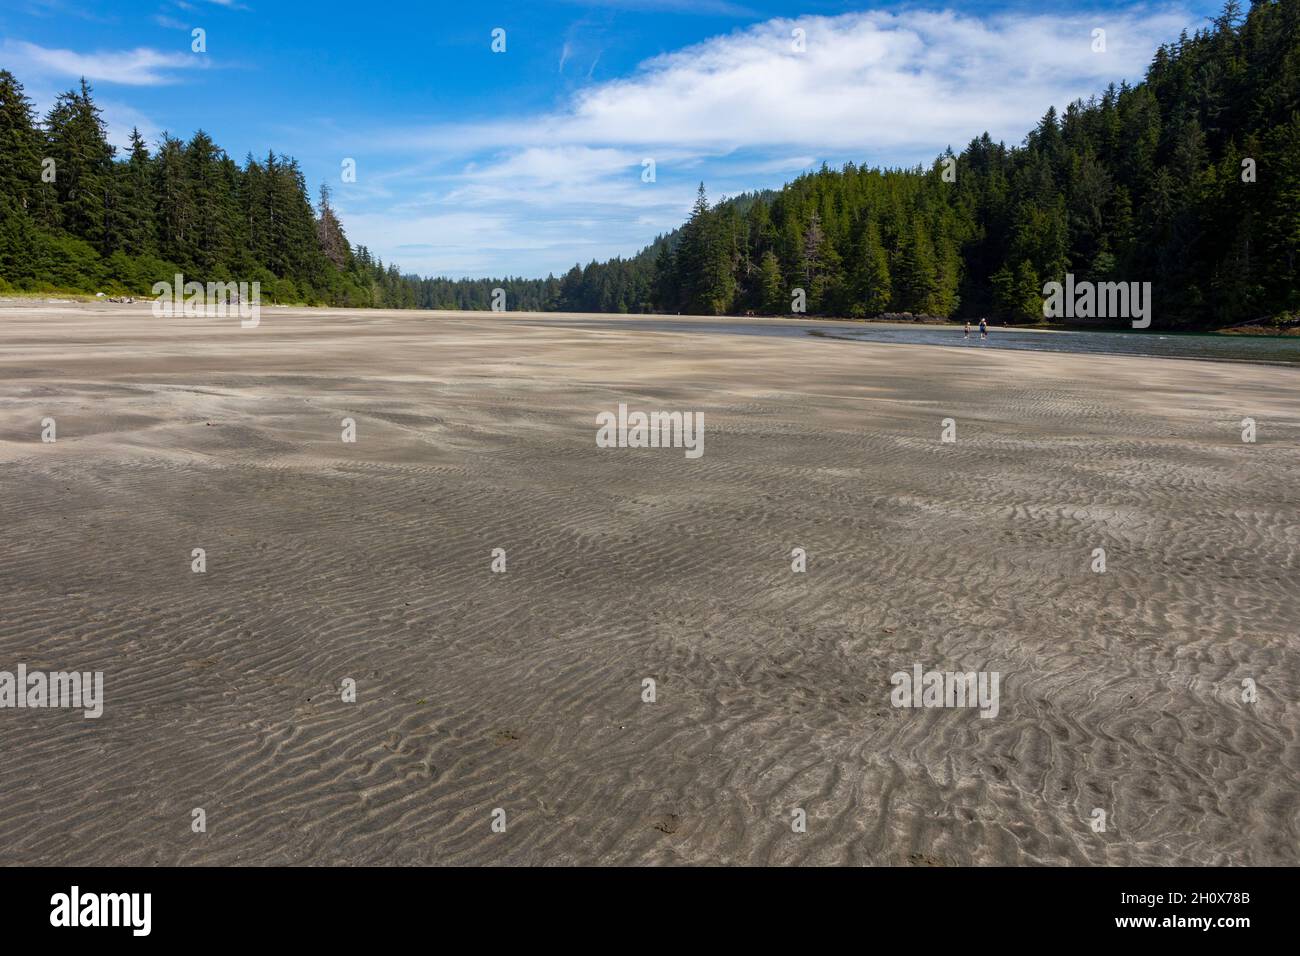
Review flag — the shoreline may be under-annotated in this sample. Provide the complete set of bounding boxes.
[5,294,1297,341]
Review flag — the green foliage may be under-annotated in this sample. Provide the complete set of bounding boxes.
[0,74,373,304]
[759,250,785,314]
[991,260,1043,322]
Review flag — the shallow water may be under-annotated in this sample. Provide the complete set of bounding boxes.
[814,324,1300,364]
[535,316,1300,365]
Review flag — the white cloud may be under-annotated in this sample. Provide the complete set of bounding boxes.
[377,7,1191,159]
[337,206,668,278]
[449,8,1181,157]
[336,145,696,276]
[0,39,207,86]
[447,146,684,209]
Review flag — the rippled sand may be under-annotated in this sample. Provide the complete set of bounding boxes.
[1,304,1296,865]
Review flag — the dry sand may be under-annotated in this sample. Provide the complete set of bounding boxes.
[0,303,1296,866]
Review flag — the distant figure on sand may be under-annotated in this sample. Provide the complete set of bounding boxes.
[964,321,971,339]
[979,318,988,341]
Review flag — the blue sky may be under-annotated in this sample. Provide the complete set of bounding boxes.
[2,0,1220,278]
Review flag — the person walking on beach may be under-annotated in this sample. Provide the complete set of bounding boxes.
[979,317,988,341]
[964,321,971,339]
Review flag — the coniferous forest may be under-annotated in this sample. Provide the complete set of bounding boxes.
[1,0,1297,328]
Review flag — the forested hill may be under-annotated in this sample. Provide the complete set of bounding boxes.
[2,0,1297,328]
[637,0,1300,328]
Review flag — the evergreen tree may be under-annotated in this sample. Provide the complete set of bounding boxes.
[759,249,785,314]
[111,128,157,258]
[894,219,940,313]
[675,184,713,313]
[316,183,351,270]
[858,221,892,315]
[0,70,44,219]
[44,79,114,248]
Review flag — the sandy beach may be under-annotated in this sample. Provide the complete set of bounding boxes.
[0,302,1296,866]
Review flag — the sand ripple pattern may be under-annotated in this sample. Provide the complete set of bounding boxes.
[0,306,1296,865]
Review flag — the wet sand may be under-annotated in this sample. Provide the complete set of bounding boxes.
[1,303,1296,865]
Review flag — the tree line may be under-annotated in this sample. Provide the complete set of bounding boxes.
[0,73,405,306]
[1,1,1296,327]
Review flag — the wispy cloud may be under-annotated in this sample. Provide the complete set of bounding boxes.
[17,0,117,23]
[380,8,1191,156]
[0,39,208,85]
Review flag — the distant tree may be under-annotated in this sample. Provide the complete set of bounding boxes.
[858,221,892,315]
[316,183,351,270]
[110,128,157,258]
[759,249,785,314]
[991,260,1042,322]
[894,219,940,313]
